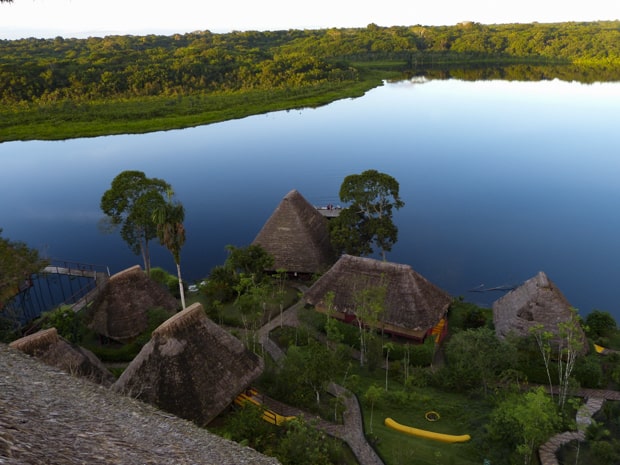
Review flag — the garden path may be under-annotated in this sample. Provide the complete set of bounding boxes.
[256,287,385,465]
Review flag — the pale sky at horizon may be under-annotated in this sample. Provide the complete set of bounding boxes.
[0,0,619,40]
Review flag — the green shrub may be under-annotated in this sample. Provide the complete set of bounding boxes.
[149,267,181,297]
[39,305,83,343]
[574,355,604,389]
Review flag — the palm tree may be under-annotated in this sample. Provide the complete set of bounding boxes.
[153,190,187,309]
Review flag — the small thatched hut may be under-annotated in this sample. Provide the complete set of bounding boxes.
[252,189,336,275]
[492,271,587,349]
[86,265,178,343]
[304,255,452,342]
[9,327,115,386]
[112,302,264,426]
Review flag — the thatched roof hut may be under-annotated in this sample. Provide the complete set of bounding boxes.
[252,189,336,275]
[9,327,115,386]
[493,271,587,348]
[304,255,452,341]
[86,265,178,343]
[112,302,264,426]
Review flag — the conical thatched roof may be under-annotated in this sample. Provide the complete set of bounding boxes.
[252,189,336,274]
[9,328,115,386]
[493,271,586,345]
[112,302,264,426]
[87,265,178,343]
[304,255,452,339]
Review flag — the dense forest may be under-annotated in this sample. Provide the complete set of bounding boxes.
[1,21,619,140]
[2,21,619,104]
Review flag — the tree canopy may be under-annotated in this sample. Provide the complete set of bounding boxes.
[1,21,619,108]
[100,170,171,275]
[330,169,404,260]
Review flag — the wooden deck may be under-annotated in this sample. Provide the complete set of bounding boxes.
[316,207,341,218]
[43,266,100,279]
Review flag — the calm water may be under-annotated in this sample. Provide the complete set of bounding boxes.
[1,78,619,320]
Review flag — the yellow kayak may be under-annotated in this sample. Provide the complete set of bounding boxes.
[384,417,471,443]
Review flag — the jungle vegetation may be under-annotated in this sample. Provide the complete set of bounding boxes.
[1,21,620,141]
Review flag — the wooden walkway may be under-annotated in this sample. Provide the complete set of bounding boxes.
[539,396,607,465]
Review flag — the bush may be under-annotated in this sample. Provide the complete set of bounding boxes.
[39,305,83,343]
[149,267,181,297]
[574,355,604,389]
[585,310,618,340]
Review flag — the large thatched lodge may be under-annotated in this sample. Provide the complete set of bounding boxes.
[305,254,452,342]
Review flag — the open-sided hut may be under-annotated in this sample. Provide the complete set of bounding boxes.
[112,302,264,426]
[492,271,587,350]
[252,189,336,275]
[9,327,115,386]
[87,265,178,344]
[304,255,452,342]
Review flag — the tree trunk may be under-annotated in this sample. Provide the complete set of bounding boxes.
[176,262,186,309]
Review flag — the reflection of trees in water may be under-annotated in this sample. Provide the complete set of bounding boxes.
[401,62,620,84]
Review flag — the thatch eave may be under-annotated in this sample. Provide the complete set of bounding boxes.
[305,255,451,338]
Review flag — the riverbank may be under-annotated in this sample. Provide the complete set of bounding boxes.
[0,71,392,142]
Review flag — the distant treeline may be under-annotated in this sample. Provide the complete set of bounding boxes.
[1,21,619,106]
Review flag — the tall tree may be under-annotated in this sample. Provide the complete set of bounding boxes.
[353,282,386,368]
[331,169,404,260]
[225,244,274,280]
[100,170,170,276]
[153,189,187,309]
[556,308,584,411]
[364,384,383,434]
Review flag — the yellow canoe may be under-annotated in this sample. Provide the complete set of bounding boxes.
[384,417,471,443]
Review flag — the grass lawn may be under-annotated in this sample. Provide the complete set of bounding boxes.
[348,365,493,465]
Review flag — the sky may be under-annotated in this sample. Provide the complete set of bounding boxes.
[0,0,618,40]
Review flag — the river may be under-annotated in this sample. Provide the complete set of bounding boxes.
[1,76,619,319]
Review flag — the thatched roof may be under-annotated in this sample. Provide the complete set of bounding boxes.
[493,271,587,345]
[0,343,280,465]
[252,189,336,274]
[9,327,115,386]
[304,255,452,339]
[112,302,264,426]
[86,265,178,343]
